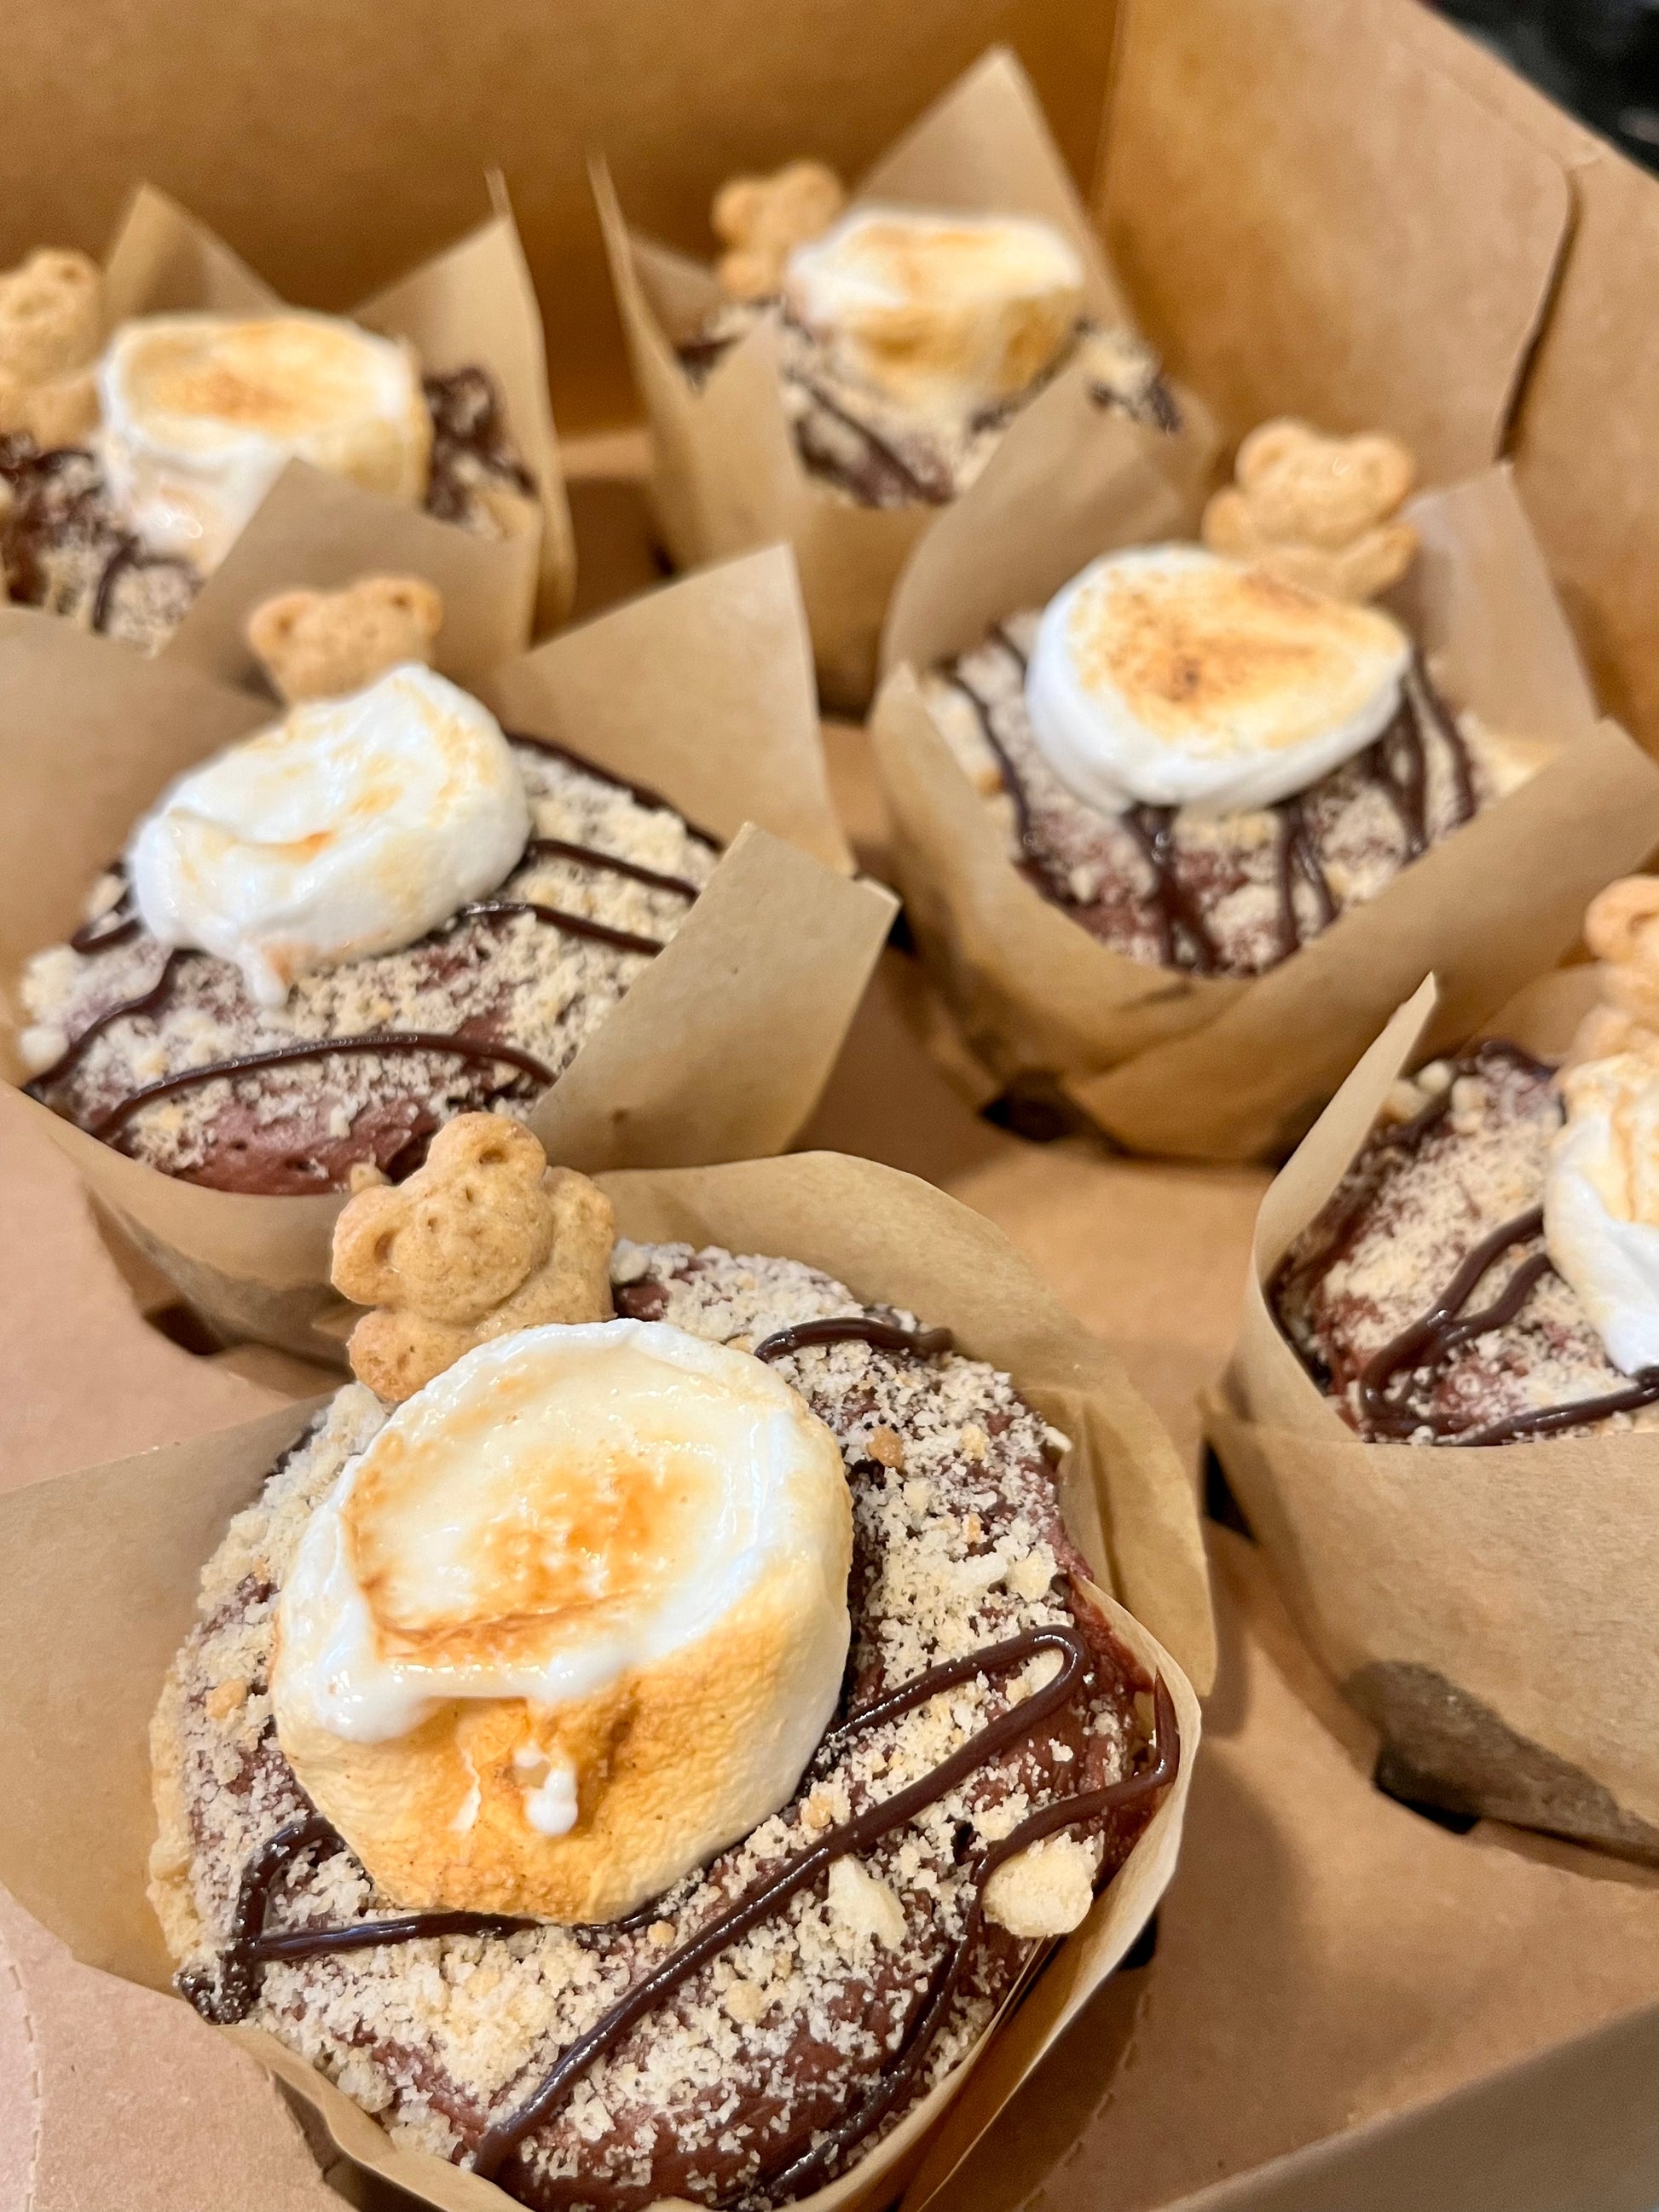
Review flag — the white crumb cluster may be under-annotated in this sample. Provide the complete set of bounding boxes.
[1276,1048,1658,1444]
[921,614,1544,980]
[150,1243,1153,2210]
[21,742,716,1193]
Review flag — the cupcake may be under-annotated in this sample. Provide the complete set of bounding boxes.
[598,50,1204,711]
[2,550,895,1354]
[140,1129,1196,2208]
[871,448,1659,1160]
[18,592,718,1195]
[1205,910,1659,1857]
[0,185,567,653]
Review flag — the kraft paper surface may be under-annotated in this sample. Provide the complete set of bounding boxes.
[1207,969,1659,1854]
[96,182,574,649]
[0,561,895,1355]
[0,1151,1206,2212]
[870,465,1659,1161]
[1095,0,1572,482]
[598,49,1213,713]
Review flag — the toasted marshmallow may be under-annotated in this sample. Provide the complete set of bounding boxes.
[97,312,431,569]
[273,1321,853,1921]
[783,205,1083,416]
[127,662,529,1008]
[1546,1049,1659,1376]
[1024,546,1412,816]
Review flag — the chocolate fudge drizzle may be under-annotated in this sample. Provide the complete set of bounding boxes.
[754,1314,955,1363]
[30,737,712,1164]
[186,1617,1173,2198]
[946,633,1476,975]
[423,367,536,525]
[0,435,198,633]
[1279,1042,1659,1445]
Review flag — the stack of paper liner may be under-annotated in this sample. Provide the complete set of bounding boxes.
[81,172,575,652]
[0,540,898,1360]
[0,1149,1211,2212]
[1205,961,1659,1857]
[596,48,1217,714]
[870,463,1659,1163]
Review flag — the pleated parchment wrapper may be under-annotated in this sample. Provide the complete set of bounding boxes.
[0,547,895,1359]
[0,1152,1209,2212]
[87,176,575,656]
[1205,967,1659,1859]
[870,464,1659,1164]
[595,45,1217,714]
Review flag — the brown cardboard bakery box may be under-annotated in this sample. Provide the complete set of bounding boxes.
[11,0,1659,2209]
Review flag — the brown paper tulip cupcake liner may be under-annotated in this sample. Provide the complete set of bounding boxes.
[1205,967,1659,1858]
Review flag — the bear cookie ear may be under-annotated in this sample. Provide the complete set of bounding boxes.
[330,1114,616,1401]
[1201,417,1418,604]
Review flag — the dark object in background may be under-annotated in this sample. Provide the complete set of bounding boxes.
[1429,0,1659,168]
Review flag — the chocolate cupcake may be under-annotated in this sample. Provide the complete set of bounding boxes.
[18,632,717,1196]
[147,1131,1182,2209]
[1275,886,1659,1447]
[682,164,1175,511]
[919,423,1545,981]
[0,267,537,653]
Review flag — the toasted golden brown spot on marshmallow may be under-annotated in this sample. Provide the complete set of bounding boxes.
[332,1115,616,1400]
[1202,419,1418,604]
[248,575,444,702]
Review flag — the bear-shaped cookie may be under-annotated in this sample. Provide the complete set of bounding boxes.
[246,575,444,702]
[1202,418,1418,604]
[332,1115,616,1400]
[713,160,846,302]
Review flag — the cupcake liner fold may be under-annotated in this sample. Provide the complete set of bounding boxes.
[1205,969,1659,1858]
[0,1152,1207,2212]
[596,46,1215,713]
[870,464,1659,1161]
[96,178,575,650]
[0,549,894,1358]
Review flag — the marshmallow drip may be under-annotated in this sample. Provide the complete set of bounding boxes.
[126,662,530,1008]
[97,311,431,569]
[783,205,1084,417]
[1025,546,1413,816]
[273,1320,853,1920]
[1546,1052,1659,1376]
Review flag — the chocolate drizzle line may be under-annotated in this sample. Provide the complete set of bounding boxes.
[460,897,670,960]
[1280,1040,1659,1445]
[89,534,197,636]
[69,864,142,956]
[184,1621,1175,2207]
[789,367,955,506]
[525,836,701,901]
[506,731,723,851]
[85,1031,554,1143]
[470,1625,1176,2191]
[179,1814,539,2025]
[1354,1199,1659,1444]
[753,1314,955,1364]
[945,636,1475,975]
[1120,805,1222,974]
